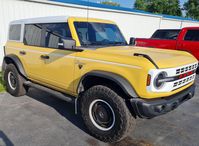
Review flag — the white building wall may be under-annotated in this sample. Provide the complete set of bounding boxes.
[181,21,199,28]
[160,19,182,29]
[88,9,161,38]
[0,0,199,65]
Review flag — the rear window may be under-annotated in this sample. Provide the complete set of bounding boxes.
[9,24,21,41]
[151,29,180,40]
[184,30,199,41]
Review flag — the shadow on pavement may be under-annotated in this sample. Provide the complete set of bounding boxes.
[26,88,154,146]
[0,130,14,146]
[26,88,88,133]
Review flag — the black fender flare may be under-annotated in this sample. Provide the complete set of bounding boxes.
[2,54,27,78]
[77,71,138,98]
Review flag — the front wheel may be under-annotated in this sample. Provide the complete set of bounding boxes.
[80,85,136,143]
[4,64,26,97]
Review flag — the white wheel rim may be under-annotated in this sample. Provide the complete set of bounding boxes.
[89,99,115,131]
[8,71,17,90]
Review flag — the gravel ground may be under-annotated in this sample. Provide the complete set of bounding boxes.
[0,76,199,146]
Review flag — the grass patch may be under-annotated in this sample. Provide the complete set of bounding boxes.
[0,72,5,92]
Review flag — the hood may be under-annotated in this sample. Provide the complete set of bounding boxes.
[96,46,197,69]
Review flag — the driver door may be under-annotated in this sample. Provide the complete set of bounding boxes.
[38,23,77,93]
[23,22,77,93]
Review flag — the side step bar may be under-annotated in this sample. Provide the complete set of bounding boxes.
[24,81,74,103]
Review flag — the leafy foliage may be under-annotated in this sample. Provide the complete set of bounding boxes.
[134,0,182,16]
[184,0,199,20]
[0,73,5,93]
[134,0,148,11]
[101,1,120,7]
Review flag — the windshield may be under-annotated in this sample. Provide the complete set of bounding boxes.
[74,22,127,47]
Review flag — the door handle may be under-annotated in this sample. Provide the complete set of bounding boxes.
[40,55,50,59]
[19,51,26,55]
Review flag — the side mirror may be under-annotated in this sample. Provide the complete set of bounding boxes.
[59,38,76,49]
[129,37,136,45]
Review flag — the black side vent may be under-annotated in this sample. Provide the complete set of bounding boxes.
[134,53,159,69]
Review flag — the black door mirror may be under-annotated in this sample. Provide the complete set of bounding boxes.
[129,37,136,45]
[59,38,76,49]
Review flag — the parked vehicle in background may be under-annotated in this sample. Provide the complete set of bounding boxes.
[135,27,199,61]
[2,16,198,143]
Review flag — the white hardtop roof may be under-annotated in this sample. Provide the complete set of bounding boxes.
[10,16,69,25]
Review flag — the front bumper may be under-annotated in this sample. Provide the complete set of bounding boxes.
[130,85,195,119]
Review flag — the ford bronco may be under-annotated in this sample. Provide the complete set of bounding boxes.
[2,16,198,143]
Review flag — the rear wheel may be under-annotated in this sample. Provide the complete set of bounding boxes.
[80,85,136,143]
[4,64,26,97]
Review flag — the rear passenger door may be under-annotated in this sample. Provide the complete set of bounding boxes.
[21,24,45,80]
[22,23,77,93]
[180,30,199,60]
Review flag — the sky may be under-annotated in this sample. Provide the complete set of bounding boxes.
[83,0,188,8]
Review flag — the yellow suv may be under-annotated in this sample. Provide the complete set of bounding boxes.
[3,16,198,143]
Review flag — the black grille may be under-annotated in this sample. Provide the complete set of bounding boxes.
[176,64,197,75]
[173,74,195,88]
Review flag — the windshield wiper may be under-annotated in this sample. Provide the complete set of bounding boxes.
[81,41,127,47]
[83,42,109,46]
[106,42,127,46]
[113,42,126,45]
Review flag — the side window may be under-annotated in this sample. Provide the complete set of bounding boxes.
[43,23,72,49]
[9,24,21,41]
[151,30,180,40]
[24,24,42,46]
[184,30,199,41]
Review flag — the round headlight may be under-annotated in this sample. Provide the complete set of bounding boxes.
[154,72,167,89]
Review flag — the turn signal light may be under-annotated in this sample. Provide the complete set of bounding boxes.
[147,74,151,86]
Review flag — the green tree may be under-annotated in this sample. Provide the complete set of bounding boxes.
[101,1,120,7]
[134,0,148,11]
[184,0,199,20]
[134,0,182,16]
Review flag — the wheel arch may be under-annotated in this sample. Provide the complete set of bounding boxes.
[77,71,138,98]
[2,54,27,78]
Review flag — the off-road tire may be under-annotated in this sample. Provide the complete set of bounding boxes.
[4,64,26,97]
[80,85,136,143]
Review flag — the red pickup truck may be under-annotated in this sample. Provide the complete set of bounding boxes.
[135,27,199,60]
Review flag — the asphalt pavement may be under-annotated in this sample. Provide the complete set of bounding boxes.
[0,76,199,146]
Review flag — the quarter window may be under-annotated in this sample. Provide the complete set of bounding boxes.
[184,30,199,41]
[9,24,21,41]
